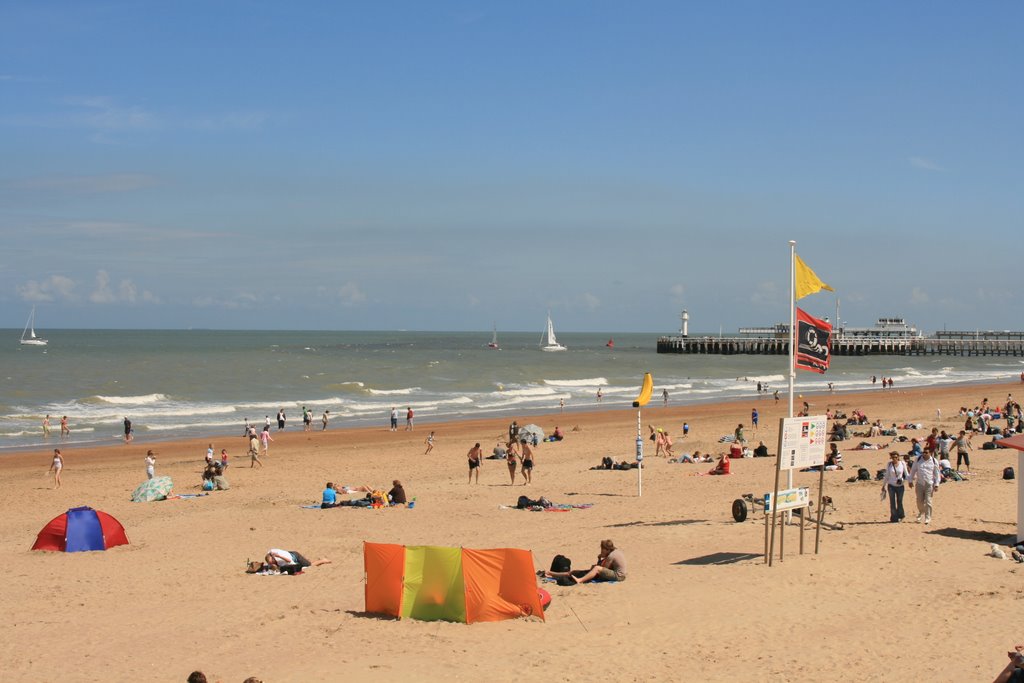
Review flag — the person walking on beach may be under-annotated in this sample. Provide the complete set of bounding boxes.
[249,434,263,468]
[49,448,63,489]
[123,416,133,443]
[277,408,286,430]
[405,406,414,431]
[260,426,273,456]
[882,451,907,522]
[954,430,973,473]
[145,449,156,480]
[520,439,535,484]
[390,407,398,432]
[596,389,603,403]
[42,414,51,438]
[424,431,435,454]
[751,408,759,433]
[206,444,215,466]
[773,390,780,404]
[321,410,330,431]
[220,448,229,470]
[60,415,70,439]
[662,388,669,406]
[303,407,311,432]
[909,449,940,524]
[508,420,519,443]
[506,441,519,485]
[734,423,746,447]
[559,398,564,413]
[467,442,483,484]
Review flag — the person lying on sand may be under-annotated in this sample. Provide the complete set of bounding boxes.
[250,549,331,575]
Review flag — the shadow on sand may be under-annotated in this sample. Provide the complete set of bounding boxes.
[606,518,706,529]
[927,527,1017,545]
[673,552,762,566]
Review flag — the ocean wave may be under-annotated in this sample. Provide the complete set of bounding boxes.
[93,393,168,405]
[543,377,608,387]
[367,387,422,396]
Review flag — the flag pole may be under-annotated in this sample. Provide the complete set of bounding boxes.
[788,241,796,496]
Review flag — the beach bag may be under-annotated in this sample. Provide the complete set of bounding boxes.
[857,468,871,481]
[550,555,572,573]
[875,469,886,481]
[1004,467,1015,480]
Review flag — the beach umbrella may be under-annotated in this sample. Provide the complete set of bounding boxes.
[517,424,545,442]
[131,475,173,502]
[32,506,129,552]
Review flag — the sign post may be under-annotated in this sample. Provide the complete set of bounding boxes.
[768,415,827,565]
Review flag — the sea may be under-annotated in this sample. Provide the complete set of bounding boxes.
[2,329,1021,452]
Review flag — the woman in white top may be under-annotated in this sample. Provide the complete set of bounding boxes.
[49,449,64,489]
[882,451,907,523]
[145,450,156,479]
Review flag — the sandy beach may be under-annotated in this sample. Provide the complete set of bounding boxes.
[3,381,1022,682]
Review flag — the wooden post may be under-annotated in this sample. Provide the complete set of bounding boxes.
[764,510,770,564]
[814,466,826,553]
[799,504,805,555]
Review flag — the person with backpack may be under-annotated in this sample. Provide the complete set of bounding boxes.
[882,451,908,523]
[954,430,973,473]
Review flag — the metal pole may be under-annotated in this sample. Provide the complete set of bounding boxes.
[788,241,796,496]
[636,407,643,498]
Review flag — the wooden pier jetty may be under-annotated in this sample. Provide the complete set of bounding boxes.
[656,335,1024,357]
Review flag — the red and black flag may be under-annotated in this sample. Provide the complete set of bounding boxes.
[795,308,831,374]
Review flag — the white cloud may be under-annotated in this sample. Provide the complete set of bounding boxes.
[337,282,366,306]
[910,286,930,304]
[192,292,259,309]
[89,270,160,304]
[17,275,77,302]
[909,157,946,172]
[581,293,601,311]
[670,284,685,300]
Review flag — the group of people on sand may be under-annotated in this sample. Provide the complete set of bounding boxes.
[320,481,408,508]
[544,539,628,585]
[468,439,536,485]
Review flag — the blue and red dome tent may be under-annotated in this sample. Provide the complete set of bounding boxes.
[32,506,129,552]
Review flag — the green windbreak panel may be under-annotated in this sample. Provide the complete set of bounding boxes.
[400,545,466,623]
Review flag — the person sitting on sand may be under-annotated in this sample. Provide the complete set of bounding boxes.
[321,482,343,508]
[709,454,730,475]
[550,426,564,441]
[992,641,1024,683]
[260,549,331,574]
[387,480,407,505]
[754,441,769,458]
[490,442,507,460]
[546,539,627,584]
[212,465,229,490]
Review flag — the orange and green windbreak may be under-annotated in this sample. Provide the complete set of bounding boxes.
[363,542,544,623]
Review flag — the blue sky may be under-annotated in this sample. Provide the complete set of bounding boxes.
[1,1,1020,332]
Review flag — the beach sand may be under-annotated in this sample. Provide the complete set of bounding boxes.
[2,381,1022,682]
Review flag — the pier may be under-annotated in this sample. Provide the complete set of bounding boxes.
[656,335,1024,356]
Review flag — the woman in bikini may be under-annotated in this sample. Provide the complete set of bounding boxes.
[505,441,519,485]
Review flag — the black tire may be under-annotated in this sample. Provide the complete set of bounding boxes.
[732,498,748,523]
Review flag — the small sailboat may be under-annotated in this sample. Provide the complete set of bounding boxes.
[20,307,48,346]
[606,338,614,348]
[540,312,566,352]
[488,323,500,349]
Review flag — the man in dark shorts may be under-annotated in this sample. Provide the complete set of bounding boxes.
[520,440,535,484]
[123,416,133,443]
[467,442,482,484]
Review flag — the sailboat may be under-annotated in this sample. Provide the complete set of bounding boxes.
[540,312,566,352]
[606,338,614,348]
[488,323,500,349]
[20,307,48,346]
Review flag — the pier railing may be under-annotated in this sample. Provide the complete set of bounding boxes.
[656,335,1024,356]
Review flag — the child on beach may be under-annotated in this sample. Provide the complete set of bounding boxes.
[220,448,229,470]
[424,431,435,454]
[145,450,156,479]
[260,427,273,456]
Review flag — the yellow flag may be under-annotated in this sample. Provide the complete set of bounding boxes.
[794,254,834,300]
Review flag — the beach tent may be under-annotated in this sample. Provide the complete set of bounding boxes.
[996,434,1024,543]
[364,542,544,623]
[32,506,129,552]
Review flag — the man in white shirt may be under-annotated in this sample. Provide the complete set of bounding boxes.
[909,450,941,524]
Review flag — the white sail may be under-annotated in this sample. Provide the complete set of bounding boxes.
[488,323,499,349]
[541,312,566,351]
[20,307,48,346]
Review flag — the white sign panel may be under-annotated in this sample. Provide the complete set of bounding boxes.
[778,415,828,470]
[764,486,810,513]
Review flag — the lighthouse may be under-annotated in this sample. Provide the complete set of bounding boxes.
[680,310,689,337]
